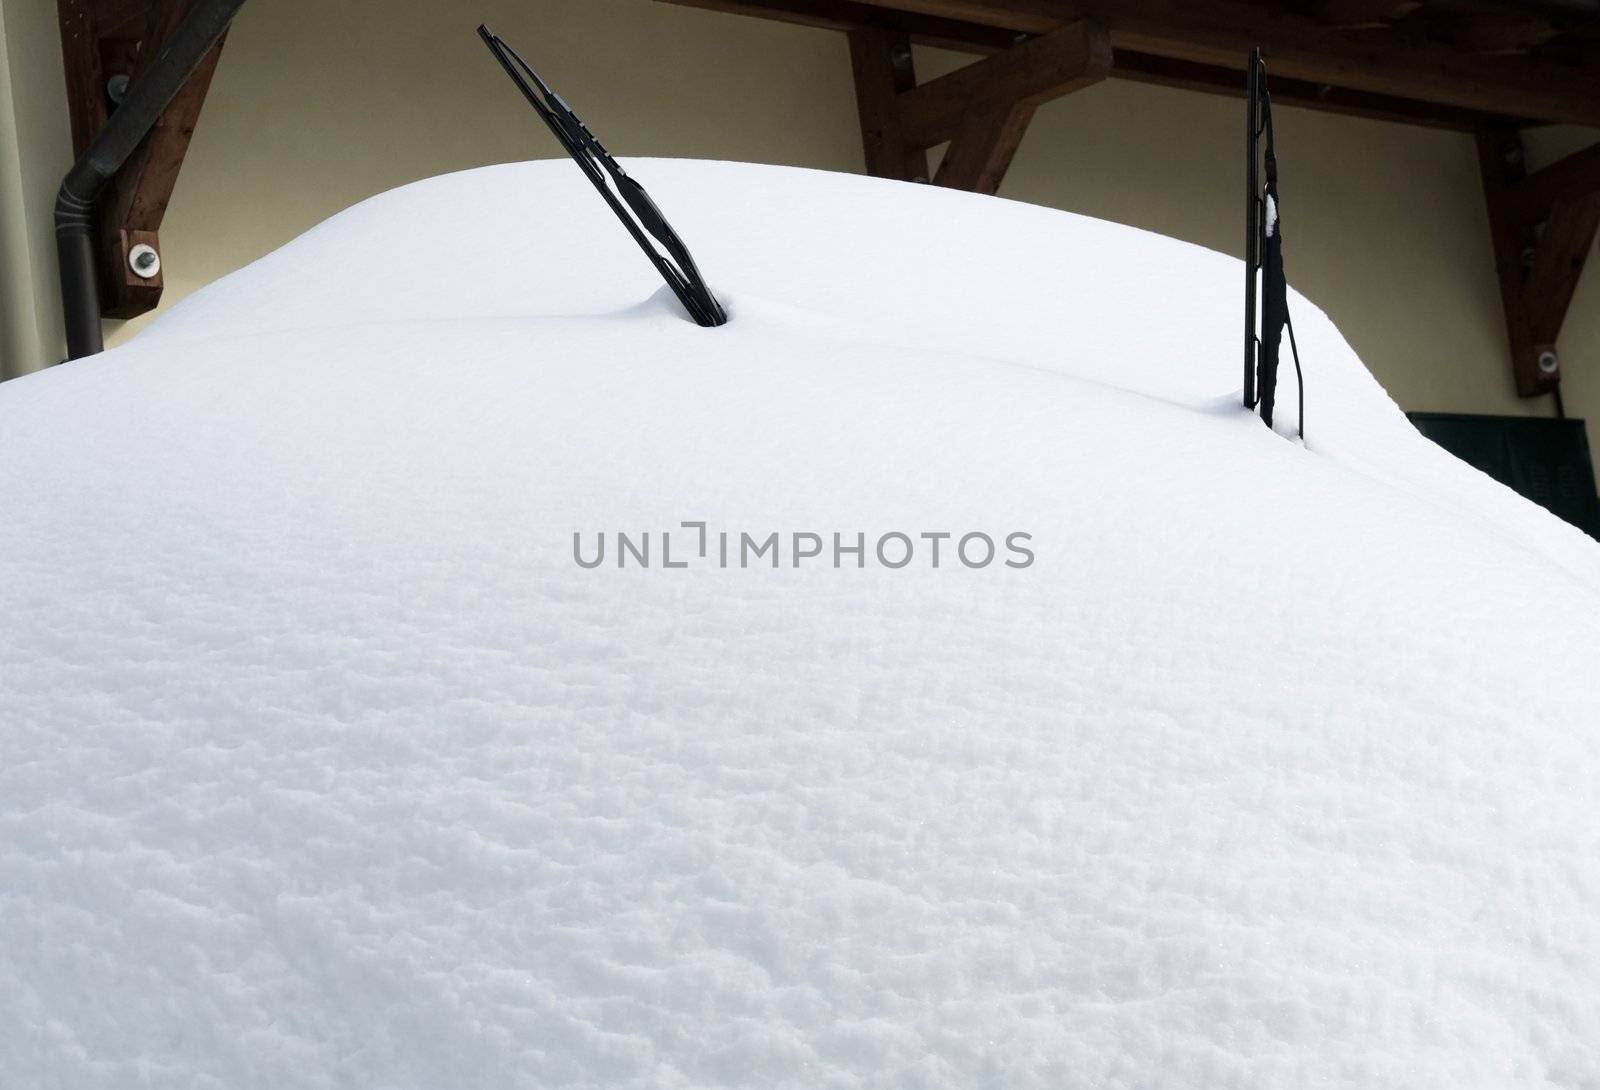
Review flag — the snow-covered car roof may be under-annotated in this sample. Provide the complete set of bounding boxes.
[3,159,1598,1087]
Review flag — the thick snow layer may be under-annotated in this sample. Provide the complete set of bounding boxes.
[3,159,1600,1089]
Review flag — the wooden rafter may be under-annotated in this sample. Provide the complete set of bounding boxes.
[943,0,1599,125]
[664,0,1530,129]
[670,0,1017,53]
[55,0,225,319]
[1308,0,1422,31]
[1105,50,1504,130]
[1448,11,1559,56]
[662,0,1600,127]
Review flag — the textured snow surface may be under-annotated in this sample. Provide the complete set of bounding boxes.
[4,160,1600,1089]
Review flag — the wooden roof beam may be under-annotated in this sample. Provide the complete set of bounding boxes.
[1447,11,1559,55]
[824,0,1600,125]
[1307,0,1422,30]
[658,0,1576,126]
[665,0,1018,52]
[1107,49,1511,129]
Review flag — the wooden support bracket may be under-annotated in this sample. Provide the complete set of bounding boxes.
[934,102,1036,193]
[1507,142,1600,228]
[1525,195,1600,349]
[848,26,930,183]
[1478,130,1600,399]
[848,20,1110,194]
[56,0,226,319]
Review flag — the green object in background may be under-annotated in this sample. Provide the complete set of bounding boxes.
[1409,412,1600,540]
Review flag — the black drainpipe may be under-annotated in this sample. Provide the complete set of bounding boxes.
[55,0,247,361]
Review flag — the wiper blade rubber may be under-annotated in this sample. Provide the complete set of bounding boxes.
[478,24,728,328]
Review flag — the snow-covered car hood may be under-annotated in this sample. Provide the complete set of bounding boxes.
[2,159,1598,1088]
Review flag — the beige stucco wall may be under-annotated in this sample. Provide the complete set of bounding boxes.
[4,0,1596,426]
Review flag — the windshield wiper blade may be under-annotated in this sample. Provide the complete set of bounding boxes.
[1244,47,1304,439]
[477,24,728,328]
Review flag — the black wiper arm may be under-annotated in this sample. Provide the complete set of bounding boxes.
[1244,48,1304,440]
[477,25,728,328]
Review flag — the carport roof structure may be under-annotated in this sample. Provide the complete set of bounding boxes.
[656,0,1600,399]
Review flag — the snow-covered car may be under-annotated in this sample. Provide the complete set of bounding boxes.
[3,160,1598,1088]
